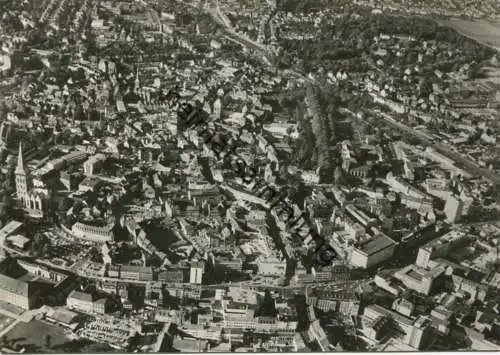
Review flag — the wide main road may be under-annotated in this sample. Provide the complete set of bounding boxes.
[201,279,364,291]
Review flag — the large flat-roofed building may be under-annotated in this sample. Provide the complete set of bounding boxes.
[0,221,24,258]
[83,154,106,176]
[394,264,446,295]
[189,261,204,284]
[216,256,243,272]
[119,265,154,281]
[222,308,256,330]
[363,304,432,349]
[415,231,469,269]
[443,195,473,223]
[350,233,397,269]
[256,257,286,277]
[158,268,185,283]
[306,288,360,320]
[0,273,41,309]
[67,290,94,313]
[66,290,110,314]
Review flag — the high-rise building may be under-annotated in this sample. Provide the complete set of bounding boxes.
[190,261,204,284]
[444,194,473,223]
[134,64,140,93]
[213,98,221,120]
[0,274,40,309]
[415,246,432,269]
[407,316,432,350]
[444,195,463,223]
[349,233,397,269]
[363,305,432,350]
[416,230,468,268]
[0,122,9,144]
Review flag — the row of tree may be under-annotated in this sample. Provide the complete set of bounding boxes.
[306,85,335,178]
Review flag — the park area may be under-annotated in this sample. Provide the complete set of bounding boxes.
[4,319,116,353]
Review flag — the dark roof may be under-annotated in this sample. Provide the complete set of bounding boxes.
[371,316,391,331]
[47,308,78,325]
[357,234,396,255]
[68,290,94,302]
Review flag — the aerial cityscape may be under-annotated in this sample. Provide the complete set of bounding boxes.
[0,0,499,352]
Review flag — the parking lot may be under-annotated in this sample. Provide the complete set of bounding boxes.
[77,317,137,349]
[4,319,70,352]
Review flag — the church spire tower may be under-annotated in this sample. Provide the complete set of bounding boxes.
[15,141,28,197]
[134,64,140,93]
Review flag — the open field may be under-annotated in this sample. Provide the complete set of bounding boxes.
[4,320,71,352]
[4,319,115,353]
[443,18,500,51]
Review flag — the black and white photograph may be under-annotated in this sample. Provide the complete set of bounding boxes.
[0,0,499,352]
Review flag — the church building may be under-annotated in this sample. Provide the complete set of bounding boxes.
[15,141,48,218]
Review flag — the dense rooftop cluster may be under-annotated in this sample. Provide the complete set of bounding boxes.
[0,0,498,353]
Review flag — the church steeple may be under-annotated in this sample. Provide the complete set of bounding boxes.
[15,141,28,197]
[15,141,25,175]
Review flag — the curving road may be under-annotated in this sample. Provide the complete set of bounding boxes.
[211,0,268,52]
